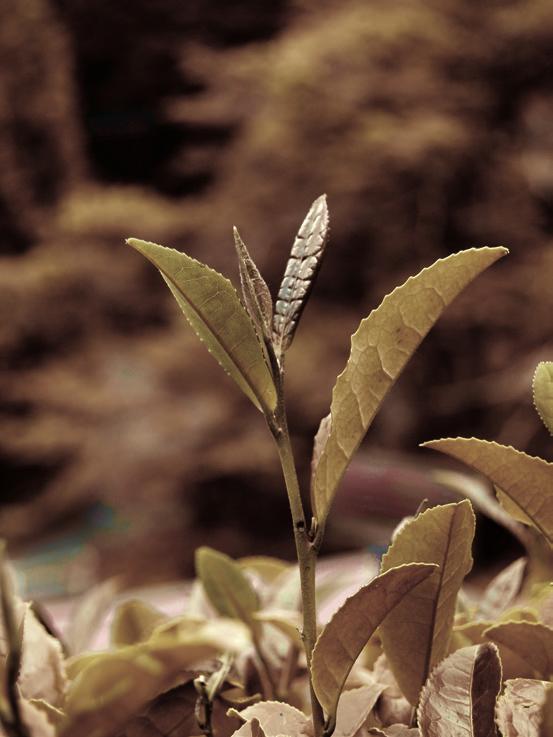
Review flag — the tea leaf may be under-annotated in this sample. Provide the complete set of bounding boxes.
[273,194,329,356]
[368,728,420,736]
[478,558,526,620]
[495,678,550,737]
[379,501,475,705]
[540,686,553,736]
[332,683,385,737]
[230,700,307,736]
[485,622,553,679]
[417,643,501,737]
[533,362,553,436]
[126,238,277,413]
[311,563,436,726]
[195,547,259,624]
[422,438,553,545]
[312,247,507,529]
[66,577,119,654]
[111,599,168,647]
[238,556,291,585]
[252,610,303,648]
[234,227,273,341]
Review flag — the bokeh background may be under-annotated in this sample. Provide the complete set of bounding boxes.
[2,0,553,597]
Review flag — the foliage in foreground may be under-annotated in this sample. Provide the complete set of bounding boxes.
[1,199,552,737]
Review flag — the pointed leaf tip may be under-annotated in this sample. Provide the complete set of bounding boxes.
[312,246,507,530]
[126,237,277,414]
[533,362,553,436]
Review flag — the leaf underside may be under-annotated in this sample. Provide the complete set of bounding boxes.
[379,501,475,705]
[417,643,502,737]
[533,362,553,436]
[423,438,553,545]
[273,194,329,356]
[126,238,277,413]
[311,562,436,726]
[312,246,507,529]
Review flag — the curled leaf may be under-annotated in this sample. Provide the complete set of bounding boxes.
[485,622,553,679]
[533,362,553,436]
[196,547,259,625]
[423,438,553,545]
[127,238,277,413]
[312,247,507,529]
[379,501,475,705]
[273,194,329,356]
[311,563,436,728]
[234,227,273,341]
[417,643,501,737]
[495,678,550,737]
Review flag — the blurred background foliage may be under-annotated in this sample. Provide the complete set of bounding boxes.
[1,0,552,592]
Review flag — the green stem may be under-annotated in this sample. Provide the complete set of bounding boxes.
[272,417,325,737]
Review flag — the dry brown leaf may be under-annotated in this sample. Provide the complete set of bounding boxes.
[417,643,501,737]
[379,502,475,705]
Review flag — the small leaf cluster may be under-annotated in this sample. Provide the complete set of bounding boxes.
[0,200,551,737]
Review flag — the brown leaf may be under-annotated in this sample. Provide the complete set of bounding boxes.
[533,362,553,437]
[311,564,436,727]
[379,502,475,705]
[230,700,307,736]
[234,227,273,341]
[273,194,329,357]
[371,655,412,728]
[417,643,502,737]
[333,684,385,737]
[368,727,420,736]
[485,622,553,679]
[495,679,550,737]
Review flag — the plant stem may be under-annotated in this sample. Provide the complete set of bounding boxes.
[272,417,325,737]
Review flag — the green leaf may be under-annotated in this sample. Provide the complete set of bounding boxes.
[422,438,553,545]
[417,643,502,737]
[379,501,475,705]
[195,547,259,624]
[534,362,553,436]
[485,622,553,679]
[234,227,273,341]
[311,247,507,529]
[273,194,329,357]
[111,599,168,647]
[311,563,436,728]
[126,238,277,413]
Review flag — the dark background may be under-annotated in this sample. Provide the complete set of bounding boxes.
[1,0,552,594]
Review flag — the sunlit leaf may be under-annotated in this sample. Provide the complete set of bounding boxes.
[485,622,553,679]
[495,679,550,737]
[195,547,259,625]
[312,247,507,528]
[478,558,526,620]
[111,599,168,647]
[252,610,302,648]
[379,501,475,705]
[311,563,436,728]
[229,700,307,737]
[533,362,553,436]
[238,556,291,585]
[234,227,273,341]
[126,238,277,413]
[417,643,501,737]
[422,438,553,545]
[273,194,329,357]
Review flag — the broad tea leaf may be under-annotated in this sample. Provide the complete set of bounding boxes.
[423,439,553,545]
[533,362,553,436]
[273,194,329,357]
[196,547,259,624]
[230,700,307,737]
[234,227,273,341]
[417,643,501,737]
[127,238,277,413]
[311,563,436,726]
[312,247,507,529]
[478,558,526,620]
[379,502,475,705]
[485,622,553,678]
[495,679,550,737]
[111,599,168,647]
